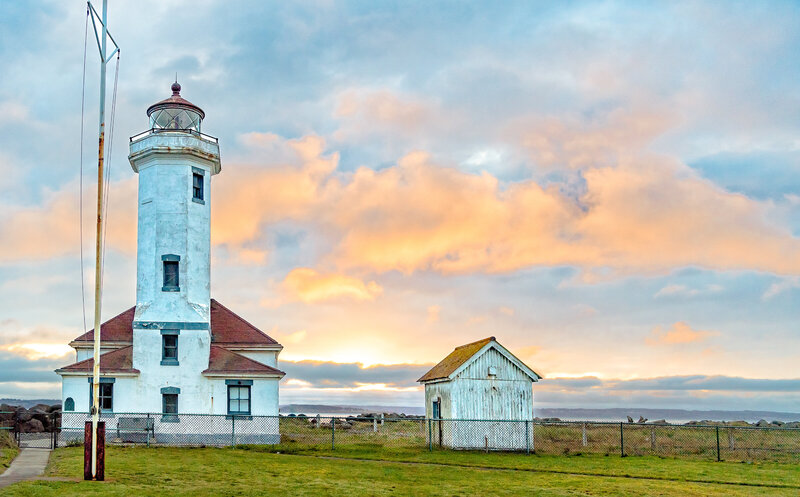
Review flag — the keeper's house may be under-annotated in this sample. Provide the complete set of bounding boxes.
[418,337,541,450]
[56,83,285,444]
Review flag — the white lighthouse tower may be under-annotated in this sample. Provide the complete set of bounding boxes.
[57,83,284,433]
[125,82,220,412]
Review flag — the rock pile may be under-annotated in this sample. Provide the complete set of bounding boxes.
[0,403,61,433]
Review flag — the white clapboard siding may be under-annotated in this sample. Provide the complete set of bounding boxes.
[422,341,537,450]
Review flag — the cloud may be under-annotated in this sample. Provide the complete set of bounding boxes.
[282,268,383,303]
[647,322,719,345]
[426,305,441,323]
[206,132,800,280]
[280,360,431,389]
[762,277,800,300]
[0,351,64,384]
[654,283,723,298]
[0,177,138,264]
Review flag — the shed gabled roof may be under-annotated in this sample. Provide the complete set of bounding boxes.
[202,346,285,377]
[71,299,280,349]
[417,336,541,383]
[56,346,140,375]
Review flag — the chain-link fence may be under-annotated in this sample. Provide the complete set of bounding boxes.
[1,411,61,449]
[53,412,800,463]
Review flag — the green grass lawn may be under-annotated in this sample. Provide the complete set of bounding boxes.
[2,446,799,496]
[0,431,18,470]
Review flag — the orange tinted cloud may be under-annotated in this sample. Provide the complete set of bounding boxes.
[647,322,720,345]
[283,268,383,303]
[212,133,800,278]
[0,178,137,263]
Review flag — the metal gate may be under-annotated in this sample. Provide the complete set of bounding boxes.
[12,412,61,449]
[14,430,57,449]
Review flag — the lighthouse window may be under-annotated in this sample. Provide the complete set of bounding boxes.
[161,332,179,366]
[192,172,204,203]
[162,255,180,292]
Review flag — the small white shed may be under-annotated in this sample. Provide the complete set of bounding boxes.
[418,337,541,450]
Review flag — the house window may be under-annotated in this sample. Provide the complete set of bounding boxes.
[64,397,75,412]
[161,330,179,366]
[432,399,441,419]
[227,385,251,415]
[161,387,180,422]
[488,366,497,378]
[192,172,204,203]
[88,377,115,412]
[99,383,113,410]
[162,254,180,291]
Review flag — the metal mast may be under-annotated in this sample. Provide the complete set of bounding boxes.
[86,0,119,479]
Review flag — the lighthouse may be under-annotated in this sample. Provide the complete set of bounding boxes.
[57,83,284,434]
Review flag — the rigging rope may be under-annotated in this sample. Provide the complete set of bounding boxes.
[79,5,89,334]
[101,51,120,289]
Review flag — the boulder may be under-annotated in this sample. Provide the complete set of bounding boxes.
[626,416,634,423]
[755,419,770,427]
[637,416,647,423]
[20,418,44,433]
[15,407,33,423]
[0,405,14,423]
[784,421,800,428]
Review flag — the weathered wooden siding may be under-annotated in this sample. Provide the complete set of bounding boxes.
[423,345,536,449]
[449,379,533,420]
[458,347,529,382]
[423,381,454,419]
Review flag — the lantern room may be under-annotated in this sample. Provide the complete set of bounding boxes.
[146,81,205,132]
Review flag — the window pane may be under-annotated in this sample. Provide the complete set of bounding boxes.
[241,398,250,413]
[99,383,113,410]
[193,173,204,200]
[164,261,179,287]
[163,335,178,359]
[163,394,178,414]
[239,387,249,400]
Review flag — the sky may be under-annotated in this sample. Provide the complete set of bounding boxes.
[0,0,799,412]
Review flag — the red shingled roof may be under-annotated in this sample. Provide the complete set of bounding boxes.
[71,299,279,348]
[209,300,279,347]
[56,346,139,374]
[72,306,136,343]
[202,346,285,376]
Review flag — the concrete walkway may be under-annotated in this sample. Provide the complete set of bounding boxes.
[0,448,51,488]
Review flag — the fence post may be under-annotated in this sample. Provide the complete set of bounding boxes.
[582,423,587,447]
[146,413,151,448]
[428,418,432,452]
[716,426,721,462]
[620,422,625,457]
[231,415,236,447]
[331,418,335,450]
[650,426,656,451]
[373,417,377,433]
[525,420,530,455]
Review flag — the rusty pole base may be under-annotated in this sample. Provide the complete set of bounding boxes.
[83,421,105,481]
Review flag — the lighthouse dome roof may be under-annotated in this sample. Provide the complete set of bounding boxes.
[146,81,205,131]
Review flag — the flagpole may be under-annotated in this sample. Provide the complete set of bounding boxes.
[91,0,108,480]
